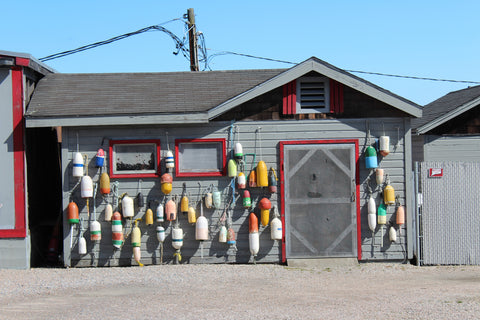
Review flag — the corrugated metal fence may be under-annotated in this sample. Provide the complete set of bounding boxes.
[416,161,480,265]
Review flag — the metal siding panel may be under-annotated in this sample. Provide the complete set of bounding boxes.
[424,136,480,161]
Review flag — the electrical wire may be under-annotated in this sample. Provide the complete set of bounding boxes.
[39,18,186,62]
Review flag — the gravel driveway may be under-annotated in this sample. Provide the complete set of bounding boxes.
[1,263,479,319]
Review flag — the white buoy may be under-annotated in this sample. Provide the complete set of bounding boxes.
[219,226,227,243]
[156,203,164,223]
[379,136,390,156]
[375,168,384,185]
[78,236,87,255]
[165,150,174,169]
[389,226,397,242]
[122,195,134,218]
[81,176,93,198]
[195,216,209,241]
[270,217,283,240]
[104,204,113,221]
[156,226,165,242]
[90,220,101,241]
[72,152,84,178]
[172,227,183,250]
[367,197,377,232]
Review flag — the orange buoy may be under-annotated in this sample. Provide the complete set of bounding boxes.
[237,172,246,189]
[249,212,259,233]
[100,172,110,194]
[259,197,272,227]
[249,212,259,256]
[68,202,79,224]
[256,161,268,187]
[396,205,405,226]
[248,169,257,188]
[227,227,236,245]
[160,173,173,195]
[165,199,177,221]
[112,211,124,249]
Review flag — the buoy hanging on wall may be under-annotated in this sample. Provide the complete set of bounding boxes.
[396,205,405,226]
[132,219,143,266]
[248,169,257,188]
[145,208,154,225]
[95,149,105,168]
[259,197,272,227]
[122,195,134,218]
[213,190,222,209]
[111,212,124,249]
[219,225,227,243]
[268,168,277,193]
[156,226,165,242]
[228,159,237,178]
[195,216,208,241]
[90,220,101,241]
[172,227,183,250]
[237,172,246,189]
[188,206,197,224]
[68,201,79,224]
[160,173,173,195]
[375,168,384,186]
[104,203,113,222]
[384,184,395,205]
[165,150,174,171]
[234,142,244,161]
[389,226,397,242]
[100,172,110,195]
[270,217,282,240]
[165,199,177,221]
[204,193,213,209]
[81,176,93,198]
[227,227,236,245]
[365,146,378,169]
[243,190,251,208]
[379,136,390,157]
[378,203,387,225]
[256,161,268,187]
[78,233,87,255]
[367,197,377,232]
[249,212,259,257]
[72,152,84,178]
[156,203,164,223]
[181,195,189,214]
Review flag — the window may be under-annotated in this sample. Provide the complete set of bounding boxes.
[296,76,330,113]
[109,139,160,178]
[175,139,226,177]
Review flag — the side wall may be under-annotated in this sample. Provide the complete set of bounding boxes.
[423,135,480,161]
[62,118,410,267]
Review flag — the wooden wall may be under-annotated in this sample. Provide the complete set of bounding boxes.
[62,118,412,267]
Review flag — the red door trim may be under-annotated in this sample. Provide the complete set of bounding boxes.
[0,67,27,238]
[279,139,361,262]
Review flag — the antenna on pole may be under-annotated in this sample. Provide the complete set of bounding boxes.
[187,8,199,71]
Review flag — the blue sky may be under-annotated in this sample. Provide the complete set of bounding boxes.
[3,1,479,105]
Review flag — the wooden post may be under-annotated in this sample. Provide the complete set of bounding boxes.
[187,8,199,71]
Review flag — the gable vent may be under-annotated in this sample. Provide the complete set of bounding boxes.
[299,81,326,108]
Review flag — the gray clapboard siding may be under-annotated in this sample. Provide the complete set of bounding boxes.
[424,135,480,161]
[0,237,31,269]
[63,118,409,266]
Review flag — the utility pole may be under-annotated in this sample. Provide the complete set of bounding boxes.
[187,8,199,71]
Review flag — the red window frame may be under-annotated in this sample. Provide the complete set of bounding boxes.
[109,139,161,178]
[175,138,226,177]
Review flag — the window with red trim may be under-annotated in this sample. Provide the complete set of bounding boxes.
[175,139,226,177]
[109,139,160,178]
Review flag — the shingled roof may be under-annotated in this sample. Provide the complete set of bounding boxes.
[413,85,480,134]
[25,57,422,127]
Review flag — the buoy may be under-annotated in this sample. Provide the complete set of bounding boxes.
[68,202,79,224]
[268,168,278,193]
[237,172,246,189]
[104,203,113,221]
[228,159,237,178]
[95,148,105,168]
[365,146,378,169]
[389,226,397,242]
[122,195,134,218]
[243,190,252,208]
[100,172,110,195]
[259,197,272,227]
[270,217,282,240]
[165,199,177,221]
[227,227,236,245]
[156,226,165,242]
[160,173,173,195]
[78,235,87,255]
[249,213,259,256]
[90,220,101,241]
[165,150,174,170]
[81,176,93,198]
[72,152,84,178]
[367,197,377,232]
[234,142,244,161]
[384,184,395,205]
[195,215,209,240]
[204,193,213,209]
[172,227,183,249]
[379,136,390,157]
[219,225,227,243]
[378,203,387,225]
[213,191,222,209]
[145,208,154,225]
[396,205,405,226]
[188,206,197,224]
[137,193,144,208]
[156,203,164,222]
[132,220,141,247]
[248,169,257,188]
[375,168,384,186]
[256,161,268,187]
[111,211,124,249]
[181,196,189,214]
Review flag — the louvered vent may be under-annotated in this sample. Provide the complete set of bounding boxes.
[299,81,326,108]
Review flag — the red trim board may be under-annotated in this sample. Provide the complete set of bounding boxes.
[279,139,361,262]
[0,67,26,238]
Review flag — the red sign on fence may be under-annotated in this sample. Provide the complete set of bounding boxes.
[428,168,443,178]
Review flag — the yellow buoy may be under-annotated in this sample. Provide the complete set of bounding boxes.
[100,172,110,194]
[384,184,395,205]
[188,206,197,224]
[181,196,189,214]
[256,161,268,187]
[145,209,154,225]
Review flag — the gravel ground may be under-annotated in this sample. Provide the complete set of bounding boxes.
[0,263,479,319]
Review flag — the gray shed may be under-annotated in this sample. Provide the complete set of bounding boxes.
[0,50,54,269]
[26,57,421,267]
